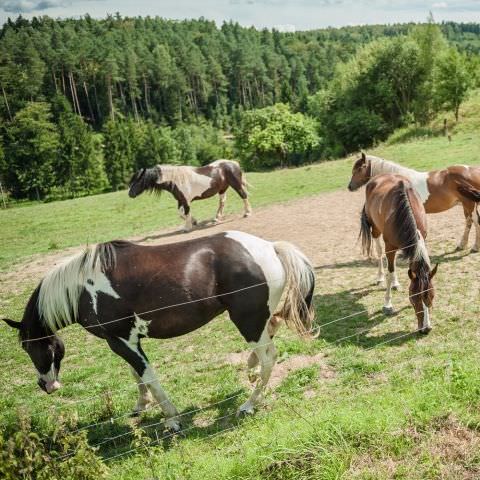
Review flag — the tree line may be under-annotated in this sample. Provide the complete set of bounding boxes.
[0,15,479,200]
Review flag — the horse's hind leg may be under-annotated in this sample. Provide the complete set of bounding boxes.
[247,315,281,383]
[214,192,227,222]
[238,325,277,415]
[457,203,474,250]
[225,167,252,217]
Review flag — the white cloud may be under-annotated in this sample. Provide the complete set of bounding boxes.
[432,1,448,8]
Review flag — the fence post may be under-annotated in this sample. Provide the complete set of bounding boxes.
[0,180,6,209]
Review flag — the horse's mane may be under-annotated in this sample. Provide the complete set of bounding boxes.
[369,155,421,178]
[38,241,129,332]
[393,181,431,293]
[157,165,196,187]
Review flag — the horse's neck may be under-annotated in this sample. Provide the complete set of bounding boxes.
[371,158,423,179]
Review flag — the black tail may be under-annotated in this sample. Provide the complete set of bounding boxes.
[359,205,373,256]
[457,182,480,203]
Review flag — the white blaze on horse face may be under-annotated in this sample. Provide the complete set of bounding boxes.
[225,231,286,315]
[84,271,120,314]
[422,301,431,330]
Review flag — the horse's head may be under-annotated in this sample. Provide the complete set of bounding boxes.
[128,168,147,198]
[3,313,65,394]
[408,263,438,335]
[348,152,371,191]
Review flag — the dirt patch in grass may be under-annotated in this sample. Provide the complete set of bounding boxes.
[348,416,480,479]
[225,351,335,391]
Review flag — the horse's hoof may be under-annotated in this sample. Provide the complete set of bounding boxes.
[130,410,141,418]
[471,247,479,253]
[382,306,395,316]
[376,279,385,287]
[237,403,255,417]
[392,284,401,291]
[419,326,432,335]
[243,212,252,218]
[456,245,466,252]
[165,418,182,434]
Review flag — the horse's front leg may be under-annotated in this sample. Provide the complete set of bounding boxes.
[130,367,154,416]
[214,192,227,222]
[106,336,181,431]
[178,204,194,232]
[382,248,397,315]
[373,236,385,285]
[238,324,277,415]
[472,207,480,252]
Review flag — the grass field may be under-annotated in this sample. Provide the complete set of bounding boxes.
[2,94,480,479]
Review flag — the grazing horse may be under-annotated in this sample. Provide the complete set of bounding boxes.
[349,153,480,251]
[128,160,252,232]
[3,231,315,430]
[359,174,438,333]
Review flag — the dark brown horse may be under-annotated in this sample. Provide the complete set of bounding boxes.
[128,160,252,231]
[349,153,480,251]
[3,231,315,430]
[359,174,438,333]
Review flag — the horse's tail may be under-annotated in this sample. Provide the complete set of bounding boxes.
[394,181,431,295]
[273,241,315,338]
[38,242,119,332]
[456,181,480,203]
[359,205,373,257]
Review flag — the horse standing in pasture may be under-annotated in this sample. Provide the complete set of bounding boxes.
[349,153,480,251]
[128,160,252,232]
[3,231,315,430]
[359,174,438,333]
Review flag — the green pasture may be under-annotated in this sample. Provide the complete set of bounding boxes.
[1,95,480,479]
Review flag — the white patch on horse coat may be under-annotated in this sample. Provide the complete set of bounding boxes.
[158,165,213,203]
[369,155,430,203]
[183,248,215,287]
[225,231,286,315]
[84,271,120,314]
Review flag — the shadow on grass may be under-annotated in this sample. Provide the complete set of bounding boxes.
[136,217,237,242]
[82,388,246,461]
[313,285,419,350]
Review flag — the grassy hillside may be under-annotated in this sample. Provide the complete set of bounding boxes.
[2,91,480,273]
[1,93,480,479]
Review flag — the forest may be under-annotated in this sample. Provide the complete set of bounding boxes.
[0,15,479,200]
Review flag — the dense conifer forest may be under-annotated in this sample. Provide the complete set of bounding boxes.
[1,15,479,200]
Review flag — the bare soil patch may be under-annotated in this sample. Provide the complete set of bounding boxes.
[1,188,468,299]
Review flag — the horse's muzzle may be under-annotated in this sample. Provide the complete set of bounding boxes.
[38,378,61,394]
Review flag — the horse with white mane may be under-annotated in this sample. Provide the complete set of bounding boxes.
[128,159,252,232]
[349,153,480,252]
[3,231,315,430]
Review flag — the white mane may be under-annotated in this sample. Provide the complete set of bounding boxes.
[368,155,423,178]
[38,246,106,332]
[157,165,196,186]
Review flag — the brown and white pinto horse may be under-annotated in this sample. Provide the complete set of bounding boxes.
[349,153,480,251]
[128,160,252,231]
[359,174,438,333]
[3,231,315,430]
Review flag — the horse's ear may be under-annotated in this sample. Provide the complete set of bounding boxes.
[407,269,416,280]
[2,318,21,330]
[361,152,366,162]
[430,263,439,279]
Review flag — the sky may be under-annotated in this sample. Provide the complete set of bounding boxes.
[0,0,480,30]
